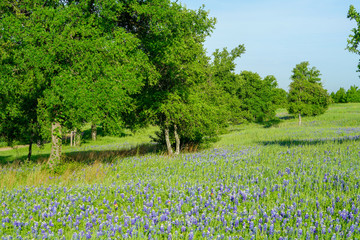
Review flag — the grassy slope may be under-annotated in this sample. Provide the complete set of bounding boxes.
[0,126,159,164]
[0,103,360,238]
[0,103,359,190]
[217,103,360,147]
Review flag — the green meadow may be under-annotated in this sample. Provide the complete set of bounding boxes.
[0,103,359,239]
[0,103,359,190]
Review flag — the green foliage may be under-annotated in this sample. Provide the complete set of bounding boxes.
[237,71,279,122]
[212,45,246,95]
[332,87,348,103]
[331,85,360,103]
[0,0,156,162]
[152,80,230,149]
[287,62,330,117]
[211,45,248,124]
[346,85,360,102]
[122,1,220,151]
[272,88,288,108]
[347,5,360,71]
[210,45,285,125]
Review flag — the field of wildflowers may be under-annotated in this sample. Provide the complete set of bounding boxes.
[0,104,360,239]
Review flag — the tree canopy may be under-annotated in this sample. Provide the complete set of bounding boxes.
[0,0,221,159]
[116,0,218,155]
[331,87,347,103]
[331,85,360,103]
[347,5,360,72]
[1,0,319,165]
[0,0,157,166]
[287,62,330,125]
[210,45,249,124]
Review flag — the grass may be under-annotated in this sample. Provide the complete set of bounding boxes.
[0,125,160,165]
[0,103,360,238]
[1,104,360,190]
[217,103,360,147]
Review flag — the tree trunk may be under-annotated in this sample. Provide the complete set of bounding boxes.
[91,124,97,141]
[75,129,81,146]
[298,112,302,126]
[27,138,32,162]
[70,131,73,147]
[164,127,173,155]
[48,122,62,168]
[174,124,180,155]
[73,130,76,146]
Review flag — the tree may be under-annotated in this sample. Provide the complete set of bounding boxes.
[287,62,330,125]
[346,85,360,102]
[0,0,156,166]
[347,5,360,71]
[212,45,246,95]
[0,71,43,161]
[118,0,217,155]
[237,71,279,122]
[272,88,288,109]
[330,92,336,101]
[333,87,348,103]
[152,80,230,151]
[211,45,248,124]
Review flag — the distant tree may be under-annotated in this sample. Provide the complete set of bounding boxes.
[287,62,330,125]
[272,88,288,108]
[330,92,336,101]
[211,45,248,124]
[212,45,246,95]
[237,71,279,122]
[333,87,348,103]
[346,85,360,102]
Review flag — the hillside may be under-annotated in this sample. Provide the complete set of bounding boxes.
[0,103,359,238]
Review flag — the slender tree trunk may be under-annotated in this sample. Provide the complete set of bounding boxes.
[75,129,81,146]
[27,138,32,162]
[164,127,173,155]
[174,124,180,155]
[73,130,76,146]
[298,112,302,126]
[70,131,73,147]
[48,122,62,168]
[91,124,97,141]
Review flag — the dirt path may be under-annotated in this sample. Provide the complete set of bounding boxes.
[0,145,28,152]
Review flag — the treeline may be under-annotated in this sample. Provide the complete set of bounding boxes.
[0,0,330,167]
[330,86,360,103]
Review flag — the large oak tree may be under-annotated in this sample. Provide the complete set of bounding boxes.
[0,0,156,166]
[117,0,217,155]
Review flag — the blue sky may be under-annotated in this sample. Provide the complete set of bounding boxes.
[177,0,360,92]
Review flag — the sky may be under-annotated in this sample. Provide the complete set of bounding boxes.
[177,0,360,92]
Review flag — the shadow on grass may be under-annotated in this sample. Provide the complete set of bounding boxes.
[227,127,246,133]
[0,155,11,165]
[278,115,295,120]
[260,135,360,147]
[0,143,161,166]
[262,118,281,128]
[64,143,160,164]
